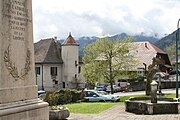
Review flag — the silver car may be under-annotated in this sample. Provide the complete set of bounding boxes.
[84,90,120,102]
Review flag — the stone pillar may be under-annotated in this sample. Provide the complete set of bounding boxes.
[0,0,49,119]
[151,80,158,103]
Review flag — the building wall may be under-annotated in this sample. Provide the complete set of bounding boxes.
[35,64,43,90]
[62,45,79,88]
[78,68,86,88]
[35,64,62,91]
[35,49,86,90]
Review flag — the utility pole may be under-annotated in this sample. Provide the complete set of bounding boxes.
[176,19,180,98]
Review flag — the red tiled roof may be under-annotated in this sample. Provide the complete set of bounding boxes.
[62,33,78,46]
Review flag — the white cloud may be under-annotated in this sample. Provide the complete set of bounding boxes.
[32,0,180,42]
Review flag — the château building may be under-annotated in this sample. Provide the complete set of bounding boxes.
[34,33,85,91]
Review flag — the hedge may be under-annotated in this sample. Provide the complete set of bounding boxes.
[44,89,84,106]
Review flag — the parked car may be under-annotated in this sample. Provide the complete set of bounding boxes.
[97,91,120,102]
[84,90,119,102]
[95,86,107,91]
[106,85,121,93]
[38,90,46,99]
[119,86,128,92]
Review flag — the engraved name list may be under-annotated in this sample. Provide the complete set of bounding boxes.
[3,0,32,41]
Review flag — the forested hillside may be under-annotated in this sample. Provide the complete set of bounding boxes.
[155,29,180,59]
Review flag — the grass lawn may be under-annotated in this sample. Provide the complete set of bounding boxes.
[163,93,176,98]
[65,102,121,114]
[65,94,145,114]
[119,94,146,102]
[64,93,178,114]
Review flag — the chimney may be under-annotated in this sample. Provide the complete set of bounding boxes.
[54,36,57,42]
[145,43,147,48]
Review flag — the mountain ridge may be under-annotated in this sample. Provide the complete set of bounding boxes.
[59,33,160,56]
[59,29,179,58]
[154,28,180,59]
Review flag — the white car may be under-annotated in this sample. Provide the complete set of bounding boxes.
[97,91,120,102]
[38,90,46,99]
[84,90,120,102]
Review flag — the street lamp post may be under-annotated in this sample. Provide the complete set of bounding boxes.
[176,19,180,98]
[143,63,147,80]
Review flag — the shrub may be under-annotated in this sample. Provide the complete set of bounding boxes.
[64,89,72,104]
[44,89,83,105]
[70,89,81,102]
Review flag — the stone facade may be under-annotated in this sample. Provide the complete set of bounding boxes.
[0,0,37,103]
[0,0,49,119]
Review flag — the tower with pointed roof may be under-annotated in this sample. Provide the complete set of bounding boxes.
[61,33,79,88]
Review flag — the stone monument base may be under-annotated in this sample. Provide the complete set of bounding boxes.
[0,99,49,120]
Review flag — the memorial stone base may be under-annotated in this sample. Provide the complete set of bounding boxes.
[0,99,49,120]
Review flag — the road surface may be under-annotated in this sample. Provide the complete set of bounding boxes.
[114,88,180,96]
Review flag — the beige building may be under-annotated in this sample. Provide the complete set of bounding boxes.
[133,41,171,75]
[34,33,85,91]
[99,41,171,86]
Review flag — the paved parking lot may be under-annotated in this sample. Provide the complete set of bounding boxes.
[67,104,180,120]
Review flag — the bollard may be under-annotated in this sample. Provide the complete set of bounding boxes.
[151,80,158,103]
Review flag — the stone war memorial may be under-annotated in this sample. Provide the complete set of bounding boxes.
[0,0,49,119]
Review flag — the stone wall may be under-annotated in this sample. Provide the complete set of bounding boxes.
[129,81,180,91]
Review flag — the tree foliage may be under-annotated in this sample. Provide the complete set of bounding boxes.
[164,43,175,59]
[82,37,137,93]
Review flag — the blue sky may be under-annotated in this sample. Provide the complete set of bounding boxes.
[32,0,180,42]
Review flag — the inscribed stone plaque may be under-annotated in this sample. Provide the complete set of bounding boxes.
[0,0,37,104]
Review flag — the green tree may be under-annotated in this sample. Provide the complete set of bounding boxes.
[82,37,137,94]
[164,43,175,59]
[82,63,99,88]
